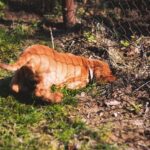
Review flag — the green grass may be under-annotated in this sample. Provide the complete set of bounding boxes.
[0,27,119,149]
[0,28,22,62]
[0,93,83,149]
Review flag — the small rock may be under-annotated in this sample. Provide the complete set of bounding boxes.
[80,92,86,97]
[105,100,121,106]
[113,112,118,117]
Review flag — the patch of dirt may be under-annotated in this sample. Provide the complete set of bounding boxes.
[76,78,149,149]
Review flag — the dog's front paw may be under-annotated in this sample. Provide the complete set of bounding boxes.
[53,92,64,103]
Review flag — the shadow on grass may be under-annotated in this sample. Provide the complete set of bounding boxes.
[0,77,46,105]
[0,77,11,97]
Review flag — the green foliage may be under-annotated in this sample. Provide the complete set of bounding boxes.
[13,23,37,38]
[0,70,11,78]
[127,102,143,114]
[0,0,5,18]
[0,28,22,62]
[120,40,130,47]
[61,87,79,106]
[0,0,5,10]
[51,83,97,106]
[51,85,79,106]
[13,24,30,37]
[0,96,43,148]
[83,31,97,43]
[77,7,85,17]
[44,105,85,143]
[97,123,113,142]
[0,94,85,148]
[131,103,142,113]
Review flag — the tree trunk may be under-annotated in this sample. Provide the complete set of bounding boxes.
[62,0,77,28]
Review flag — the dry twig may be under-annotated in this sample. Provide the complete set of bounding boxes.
[49,27,54,49]
[133,81,150,93]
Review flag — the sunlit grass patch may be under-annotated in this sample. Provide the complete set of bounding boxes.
[0,28,22,62]
[13,23,38,38]
[0,0,5,10]
[0,0,5,18]
[0,96,42,148]
[42,105,85,143]
[0,95,85,149]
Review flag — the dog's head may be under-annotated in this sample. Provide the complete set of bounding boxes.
[93,60,116,84]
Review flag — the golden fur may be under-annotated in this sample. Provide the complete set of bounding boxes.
[0,44,116,103]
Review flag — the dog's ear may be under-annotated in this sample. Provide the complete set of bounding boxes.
[93,65,116,83]
[103,74,116,82]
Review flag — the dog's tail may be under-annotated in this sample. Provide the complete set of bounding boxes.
[0,52,31,72]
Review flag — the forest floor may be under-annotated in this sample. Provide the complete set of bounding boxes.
[0,1,150,150]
